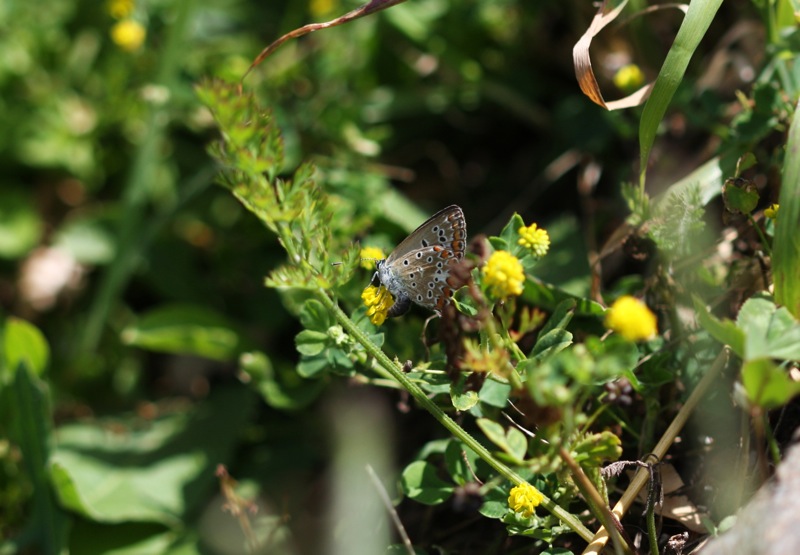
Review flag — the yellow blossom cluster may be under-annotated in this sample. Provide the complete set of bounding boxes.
[108,0,145,52]
[508,483,544,518]
[361,285,394,326]
[604,295,657,342]
[518,223,550,258]
[482,250,525,299]
[765,203,779,219]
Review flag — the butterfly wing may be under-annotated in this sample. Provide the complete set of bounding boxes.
[383,205,467,312]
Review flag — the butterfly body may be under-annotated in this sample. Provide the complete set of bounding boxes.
[374,205,467,317]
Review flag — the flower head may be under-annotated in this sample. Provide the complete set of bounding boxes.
[518,223,550,258]
[482,250,525,299]
[111,20,146,52]
[361,285,393,326]
[765,203,779,219]
[107,0,135,19]
[604,296,657,342]
[359,246,385,270]
[508,483,544,518]
[613,64,645,93]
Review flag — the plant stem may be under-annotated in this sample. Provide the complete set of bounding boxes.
[317,290,595,543]
[582,348,730,554]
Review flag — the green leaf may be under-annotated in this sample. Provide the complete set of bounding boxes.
[450,374,479,411]
[506,427,528,461]
[121,304,247,362]
[774,98,800,318]
[537,299,576,340]
[742,358,800,410]
[3,317,49,381]
[294,330,329,356]
[530,328,574,361]
[476,418,507,451]
[693,296,745,357]
[722,178,759,215]
[299,299,332,331]
[572,431,622,467]
[0,189,43,259]
[479,377,512,408]
[737,294,800,361]
[239,351,325,410]
[8,363,69,555]
[400,461,453,505]
[50,386,256,524]
[639,0,724,184]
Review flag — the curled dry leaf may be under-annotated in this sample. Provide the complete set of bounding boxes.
[573,0,687,111]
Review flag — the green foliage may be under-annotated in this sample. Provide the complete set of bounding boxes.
[2,0,800,552]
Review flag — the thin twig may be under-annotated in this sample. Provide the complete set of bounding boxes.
[366,464,414,555]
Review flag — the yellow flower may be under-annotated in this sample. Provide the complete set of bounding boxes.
[508,483,544,518]
[310,0,338,16]
[765,203,779,219]
[111,20,146,52]
[107,0,135,19]
[359,247,385,270]
[604,296,657,342]
[613,64,645,93]
[518,223,550,258]
[361,285,393,326]
[482,250,525,299]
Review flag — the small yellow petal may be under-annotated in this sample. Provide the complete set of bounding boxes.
[765,203,779,220]
[361,285,393,326]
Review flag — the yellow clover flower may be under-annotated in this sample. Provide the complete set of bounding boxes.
[359,246,385,270]
[613,64,645,93]
[508,483,544,518]
[361,285,393,326]
[765,203,779,219]
[111,20,146,52]
[604,295,657,342]
[518,223,550,258]
[482,250,525,299]
[107,0,135,19]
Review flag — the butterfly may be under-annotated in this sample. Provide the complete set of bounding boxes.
[374,205,467,317]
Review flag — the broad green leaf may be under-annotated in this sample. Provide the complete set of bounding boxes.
[722,178,759,215]
[572,431,622,466]
[50,386,256,524]
[737,294,800,361]
[639,0,724,184]
[506,427,529,461]
[0,189,42,259]
[239,351,325,410]
[294,330,328,356]
[693,297,745,357]
[479,377,512,408]
[536,299,576,340]
[531,328,574,361]
[121,304,246,362]
[3,317,49,381]
[400,461,453,505]
[774,98,800,318]
[450,375,479,411]
[742,358,800,410]
[8,363,69,555]
[476,418,508,452]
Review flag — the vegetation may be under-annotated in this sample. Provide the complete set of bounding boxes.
[1,0,799,553]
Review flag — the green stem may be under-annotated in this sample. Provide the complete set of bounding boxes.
[316,290,594,543]
[646,496,658,555]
